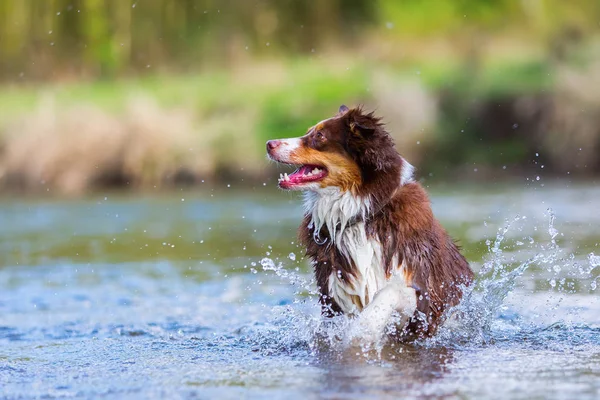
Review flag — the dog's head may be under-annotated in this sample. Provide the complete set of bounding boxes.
[266,105,412,196]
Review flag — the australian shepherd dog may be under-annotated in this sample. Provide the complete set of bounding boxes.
[266,105,473,342]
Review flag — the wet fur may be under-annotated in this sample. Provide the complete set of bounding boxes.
[269,106,473,339]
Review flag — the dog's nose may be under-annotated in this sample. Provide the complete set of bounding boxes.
[266,140,282,152]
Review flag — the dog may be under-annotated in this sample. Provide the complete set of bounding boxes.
[266,105,473,341]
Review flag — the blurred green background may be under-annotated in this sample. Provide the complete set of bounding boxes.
[1,0,600,195]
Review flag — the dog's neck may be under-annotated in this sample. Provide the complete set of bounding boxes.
[303,188,370,246]
[302,157,414,246]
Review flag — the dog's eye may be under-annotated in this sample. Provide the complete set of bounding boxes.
[316,131,325,140]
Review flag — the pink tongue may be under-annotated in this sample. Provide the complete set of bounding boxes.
[297,165,311,175]
[289,168,304,182]
[289,165,312,182]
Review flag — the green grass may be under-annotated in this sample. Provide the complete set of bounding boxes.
[477,60,554,97]
[0,55,570,193]
[0,59,372,138]
[0,55,553,130]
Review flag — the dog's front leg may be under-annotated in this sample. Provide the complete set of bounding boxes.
[347,283,417,344]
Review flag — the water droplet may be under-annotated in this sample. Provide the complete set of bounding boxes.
[288,253,296,261]
[553,265,561,273]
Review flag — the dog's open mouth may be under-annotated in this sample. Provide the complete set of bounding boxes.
[278,164,328,189]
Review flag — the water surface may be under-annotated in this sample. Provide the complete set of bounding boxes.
[1,183,599,399]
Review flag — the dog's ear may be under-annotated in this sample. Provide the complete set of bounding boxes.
[344,107,396,172]
[349,121,375,138]
[345,107,376,138]
[338,104,349,114]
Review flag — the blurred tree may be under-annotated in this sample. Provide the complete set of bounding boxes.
[0,0,378,80]
[0,0,598,81]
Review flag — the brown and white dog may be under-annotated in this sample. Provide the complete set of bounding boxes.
[266,105,473,341]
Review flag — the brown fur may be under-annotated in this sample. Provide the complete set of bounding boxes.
[286,146,362,192]
[274,105,473,338]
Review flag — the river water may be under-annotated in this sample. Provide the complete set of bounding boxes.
[1,182,599,399]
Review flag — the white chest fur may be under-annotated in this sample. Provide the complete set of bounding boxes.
[328,223,393,314]
[303,188,407,316]
[328,223,417,343]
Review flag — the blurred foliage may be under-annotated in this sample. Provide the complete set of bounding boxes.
[0,0,375,80]
[1,0,600,192]
[1,0,600,81]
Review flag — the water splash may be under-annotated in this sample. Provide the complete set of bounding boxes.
[586,253,600,291]
[259,257,317,297]
[428,210,561,345]
[250,209,596,356]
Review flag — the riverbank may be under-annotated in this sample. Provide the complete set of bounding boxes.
[1,53,600,195]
